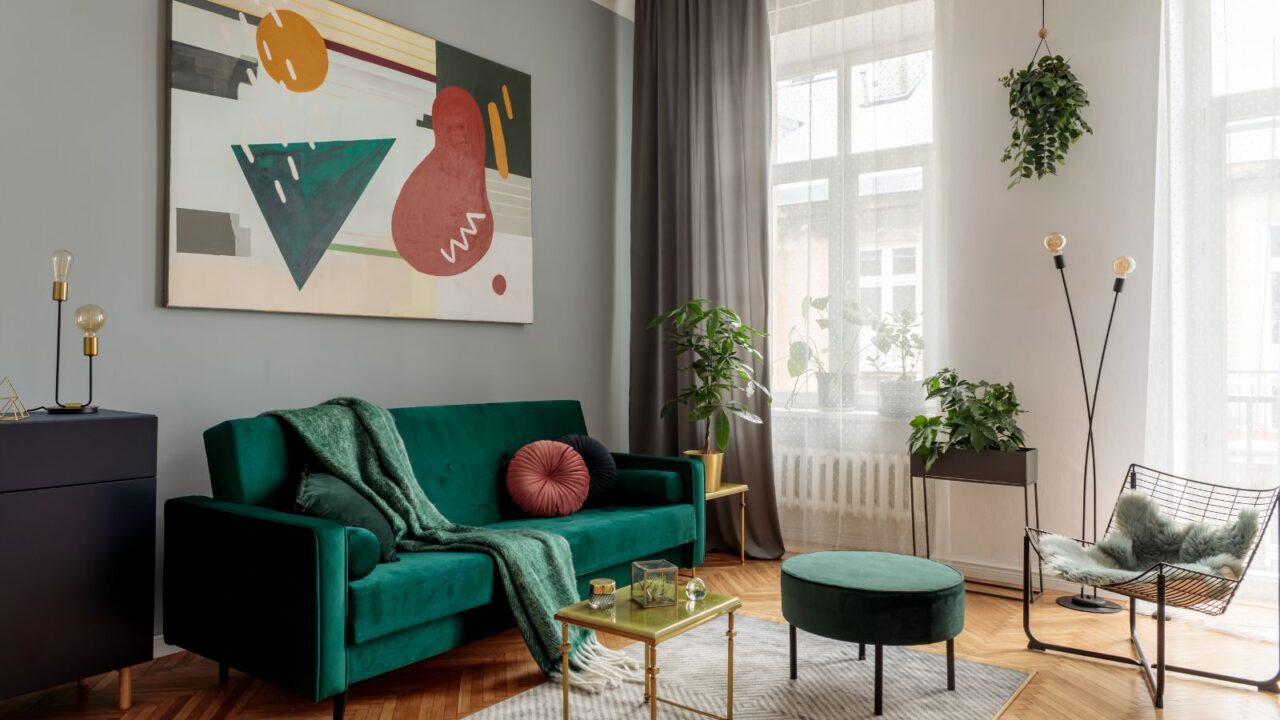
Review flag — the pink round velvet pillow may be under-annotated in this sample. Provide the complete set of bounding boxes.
[506,440,590,517]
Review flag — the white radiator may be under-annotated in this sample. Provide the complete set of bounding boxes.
[774,447,913,523]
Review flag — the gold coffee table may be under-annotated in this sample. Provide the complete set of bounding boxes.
[555,584,741,719]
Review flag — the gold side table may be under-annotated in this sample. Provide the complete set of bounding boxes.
[705,483,749,565]
[555,584,741,720]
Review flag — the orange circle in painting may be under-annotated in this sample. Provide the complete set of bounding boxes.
[256,9,328,93]
[492,275,507,295]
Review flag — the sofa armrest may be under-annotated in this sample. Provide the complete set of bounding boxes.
[611,453,705,567]
[162,496,347,701]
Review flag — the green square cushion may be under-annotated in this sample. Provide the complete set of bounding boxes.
[487,505,695,576]
[615,468,684,505]
[348,551,496,644]
[296,472,398,562]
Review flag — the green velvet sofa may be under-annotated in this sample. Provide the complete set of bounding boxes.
[163,400,704,719]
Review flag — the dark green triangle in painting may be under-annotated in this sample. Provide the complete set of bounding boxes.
[232,139,395,289]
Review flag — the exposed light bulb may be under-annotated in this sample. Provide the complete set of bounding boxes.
[51,249,73,283]
[74,304,106,337]
[1112,256,1136,278]
[1043,233,1066,256]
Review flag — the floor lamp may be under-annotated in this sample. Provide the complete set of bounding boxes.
[1044,233,1135,613]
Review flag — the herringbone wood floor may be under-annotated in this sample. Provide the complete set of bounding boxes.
[3,552,1277,719]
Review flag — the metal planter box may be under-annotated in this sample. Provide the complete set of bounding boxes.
[910,447,1037,487]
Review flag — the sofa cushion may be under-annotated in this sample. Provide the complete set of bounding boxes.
[348,551,496,645]
[346,527,381,580]
[616,468,684,505]
[506,440,590,517]
[296,472,398,562]
[558,434,618,507]
[487,504,696,575]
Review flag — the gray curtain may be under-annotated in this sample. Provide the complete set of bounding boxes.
[629,0,784,560]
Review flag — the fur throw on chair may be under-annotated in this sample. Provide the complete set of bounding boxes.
[1038,491,1258,587]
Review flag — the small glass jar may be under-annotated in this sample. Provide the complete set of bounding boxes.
[685,576,707,602]
[588,578,616,610]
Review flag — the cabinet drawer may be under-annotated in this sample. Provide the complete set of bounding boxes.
[0,411,156,493]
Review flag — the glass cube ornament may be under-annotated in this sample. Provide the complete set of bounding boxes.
[631,559,678,608]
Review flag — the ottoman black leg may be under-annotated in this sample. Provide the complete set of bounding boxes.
[946,639,955,691]
[859,643,866,660]
[874,645,883,716]
[789,624,797,680]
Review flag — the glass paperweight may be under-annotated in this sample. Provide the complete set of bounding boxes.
[685,576,707,602]
[588,578,616,610]
[631,559,678,608]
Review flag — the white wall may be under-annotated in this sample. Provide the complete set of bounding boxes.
[934,0,1161,575]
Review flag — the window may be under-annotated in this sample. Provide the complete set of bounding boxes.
[769,0,935,408]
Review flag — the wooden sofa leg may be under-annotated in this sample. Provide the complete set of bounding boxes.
[333,690,348,720]
[118,667,132,711]
[218,662,229,687]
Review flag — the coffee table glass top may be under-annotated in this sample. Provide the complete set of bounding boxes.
[555,584,740,642]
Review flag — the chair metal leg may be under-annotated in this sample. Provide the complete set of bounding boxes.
[332,691,347,720]
[1156,574,1166,709]
[874,645,883,716]
[789,623,797,680]
[946,639,955,691]
[859,643,866,661]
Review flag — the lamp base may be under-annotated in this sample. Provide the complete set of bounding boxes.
[1056,592,1122,614]
[46,405,99,415]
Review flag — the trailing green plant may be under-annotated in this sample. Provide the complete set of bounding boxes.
[867,308,924,381]
[908,368,1027,471]
[999,54,1092,188]
[650,299,771,453]
[786,295,868,403]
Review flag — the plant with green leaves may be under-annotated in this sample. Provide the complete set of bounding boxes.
[867,308,924,380]
[786,295,868,403]
[650,299,771,453]
[1000,54,1092,188]
[908,368,1027,471]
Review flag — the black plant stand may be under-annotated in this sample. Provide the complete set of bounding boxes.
[909,448,1044,601]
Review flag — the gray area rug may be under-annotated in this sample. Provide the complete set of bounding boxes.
[467,614,1031,719]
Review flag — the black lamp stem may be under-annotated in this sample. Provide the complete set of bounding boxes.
[1089,289,1122,542]
[54,300,64,408]
[1056,267,1095,544]
[87,355,94,409]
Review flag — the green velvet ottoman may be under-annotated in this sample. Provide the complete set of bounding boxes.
[782,551,965,716]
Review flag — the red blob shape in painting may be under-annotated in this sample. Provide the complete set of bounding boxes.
[392,87,495,276]
[492,274,507,295]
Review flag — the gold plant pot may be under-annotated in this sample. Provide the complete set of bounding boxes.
[684,450,724,492]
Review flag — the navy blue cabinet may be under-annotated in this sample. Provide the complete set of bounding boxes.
[0,410,157,709]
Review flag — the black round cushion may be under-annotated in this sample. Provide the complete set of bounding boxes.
[558,434,617,506]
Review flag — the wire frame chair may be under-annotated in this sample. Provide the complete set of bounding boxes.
[1023,463,1280,708]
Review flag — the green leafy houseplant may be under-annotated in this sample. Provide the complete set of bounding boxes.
[786,296,868,407]
[650,299,771,453]
[867,308,924,380]
[908,368,1027,471]
[1000,54,1092,188]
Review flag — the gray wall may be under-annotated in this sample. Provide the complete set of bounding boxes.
[0,0,634,632]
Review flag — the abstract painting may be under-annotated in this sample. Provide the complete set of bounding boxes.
[166,0,533,323]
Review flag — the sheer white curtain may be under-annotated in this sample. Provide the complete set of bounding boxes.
[768,0,942,553]
[1148,0,1280,637]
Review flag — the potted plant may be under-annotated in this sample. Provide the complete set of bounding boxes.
[907,368,1034,483]
[1000,54,1092,188]
[650,299,771,491]
[786,296,868,410]
[867,308,925,417]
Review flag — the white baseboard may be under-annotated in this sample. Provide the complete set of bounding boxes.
[153,635,181,659]
[936,556,1127,602]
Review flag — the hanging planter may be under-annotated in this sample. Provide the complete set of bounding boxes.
[999,2,1092,188]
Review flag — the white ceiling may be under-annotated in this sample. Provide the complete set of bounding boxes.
[590,0,635,21]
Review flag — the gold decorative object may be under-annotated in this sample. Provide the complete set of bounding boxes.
[684,449,724,492]
[0,377,29,421]
[631,560,678,608]
[588,578,616,610]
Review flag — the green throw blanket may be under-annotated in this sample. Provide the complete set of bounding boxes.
[269,398,636,689]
